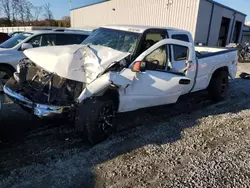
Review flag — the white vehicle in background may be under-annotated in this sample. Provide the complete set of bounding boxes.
[0,29,91,91]
[8,31,24,38]
[4,25,238,144]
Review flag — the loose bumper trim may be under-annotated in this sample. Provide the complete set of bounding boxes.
[3,86,70,118]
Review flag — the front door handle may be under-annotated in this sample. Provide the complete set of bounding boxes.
[179,79,190,85]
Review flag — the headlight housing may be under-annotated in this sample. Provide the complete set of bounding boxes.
[16,64,20,73]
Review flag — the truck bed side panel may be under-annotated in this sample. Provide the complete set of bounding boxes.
[192,50,238,92]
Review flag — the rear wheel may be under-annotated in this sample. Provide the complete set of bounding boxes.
[75,98,116,145]
[208,70,229,102]
[0,66,14,92]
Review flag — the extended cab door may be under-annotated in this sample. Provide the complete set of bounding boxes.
[118,39,196,112]
[167,32,194,73]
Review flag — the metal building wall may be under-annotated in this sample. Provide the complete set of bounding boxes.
[242,25,250,44]
[242,34,250,44]
[195,0,213,45]
[71,0,200,37]
[195,0,246,46]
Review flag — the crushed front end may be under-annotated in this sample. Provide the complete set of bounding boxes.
[4,58,84,118]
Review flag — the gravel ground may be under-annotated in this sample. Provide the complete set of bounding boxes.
[0,63,250,188]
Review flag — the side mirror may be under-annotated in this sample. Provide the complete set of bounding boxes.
[131,61,146,72]
[21,43,33,51]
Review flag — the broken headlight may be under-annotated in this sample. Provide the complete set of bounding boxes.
[11,58,84,106]
[15,58,36,83]
[16,64,20,73]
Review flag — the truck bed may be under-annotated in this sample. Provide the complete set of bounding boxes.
[195,46,237,59]
[192,46,238,93]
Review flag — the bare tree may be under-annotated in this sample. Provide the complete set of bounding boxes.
[43,3,53,21]
[1,0,11,22]
[24,0,34,22]
[33,6,42,22]
[11,0,19,24]
[18,0,26,23]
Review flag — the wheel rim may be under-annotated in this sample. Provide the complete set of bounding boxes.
[0,71,10,92]
[98,104,115,133]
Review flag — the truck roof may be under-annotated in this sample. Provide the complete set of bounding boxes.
[102,24,186,33]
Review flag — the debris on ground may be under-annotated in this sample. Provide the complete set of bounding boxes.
[240,72,250,79]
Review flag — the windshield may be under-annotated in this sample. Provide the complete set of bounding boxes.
[82,28,140,54]
[0,32,32,48]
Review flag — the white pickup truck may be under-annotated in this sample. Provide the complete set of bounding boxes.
[4,25,238,144]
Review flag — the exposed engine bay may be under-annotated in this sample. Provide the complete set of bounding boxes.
[7,58,84,106]
[3,45,133,117]
[6,55,129,107]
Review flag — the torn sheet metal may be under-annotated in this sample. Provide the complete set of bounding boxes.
[77,69,136,102]
[24,44,130,83]
[109,69,136,87]
[3,86,70,117]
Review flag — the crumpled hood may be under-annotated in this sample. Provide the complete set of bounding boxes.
[23,45,130,83]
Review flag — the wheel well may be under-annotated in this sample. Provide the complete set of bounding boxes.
[212,66,229,77]
[103,89,119,111]
[208,66,229,87]
[0,63,16,73]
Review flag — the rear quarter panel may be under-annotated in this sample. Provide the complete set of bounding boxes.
[193,50,238,92]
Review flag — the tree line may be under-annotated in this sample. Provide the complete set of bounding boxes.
[0,0,70,27]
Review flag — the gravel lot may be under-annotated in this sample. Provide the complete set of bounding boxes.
[0,63,250,188]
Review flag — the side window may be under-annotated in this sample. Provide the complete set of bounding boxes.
[172,34,189,42]
[41,34,56,46]
[144,45,167,70]
[55,34,87,45]
[27,35,42,48]
[171,35,189,61]
[55,34,71,45]
[172,45,188,61]
[146,33,165,42]
[74,34,88,44]
[141,33,165,52]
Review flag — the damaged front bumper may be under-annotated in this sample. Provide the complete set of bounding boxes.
[3,86,70,118]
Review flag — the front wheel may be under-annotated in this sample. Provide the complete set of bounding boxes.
[75,98,116,145]
[208,70,229,102]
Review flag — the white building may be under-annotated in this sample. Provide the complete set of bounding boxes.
[71,0,247,47]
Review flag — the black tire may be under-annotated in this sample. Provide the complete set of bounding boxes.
[0,66,14,92]
[75,98,116,145]
[208,70,229,102]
